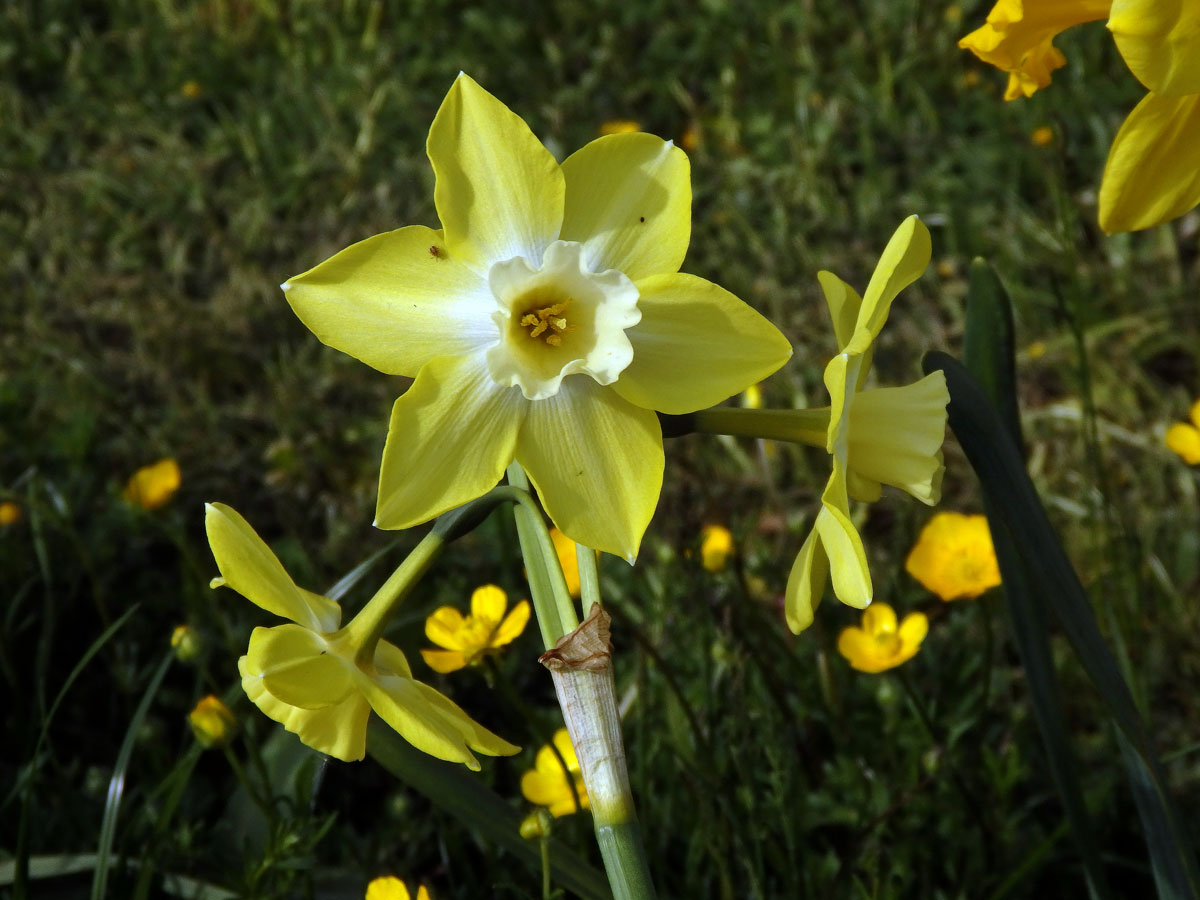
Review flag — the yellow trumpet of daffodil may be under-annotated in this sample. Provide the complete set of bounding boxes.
[960,0,1200,232]
[837,603,928,673]
[281,74,791,561]
[521,727,590,818]
[421,585,530,673]
[205,503,518,767]
[786,217,949,633]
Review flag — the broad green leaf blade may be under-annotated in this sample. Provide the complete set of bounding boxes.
[963,258,1023,452]
[367,719,611,900]
[925,351,1200,899]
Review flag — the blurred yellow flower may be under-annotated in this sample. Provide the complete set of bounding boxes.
[122,458,181,510]
[180,80,203,98]
[786,217,949,633]
[550,527,582,598]
[206,503,518,766]
[1031,125,1055,146]
[1166,400,1200,465]
[699,524,734,573]
[521,727,590,817]
[0,501,21,526]
[282,74,790,561]
[599,119,641,135]
[365,876,430,900]
[188,695,236,748]
[680,121,701,152]
[905,512,1002,601]
[837,603,928,673]
[963,70,982,87]
[171,624,202,662]
[740,382,763,409]
[961,0,1200,232]
[420,585,531,673]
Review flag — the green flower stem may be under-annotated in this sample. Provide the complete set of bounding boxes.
[576,541,601,616]
[595,822,657,900]
[673,406,831,447]
[506,462,579,648]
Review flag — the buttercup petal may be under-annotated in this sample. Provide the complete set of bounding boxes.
[375,354,527,530]
[420,649,468,673]
[205,503,340,633]
[244,624,355,709]
[610,273,793,415]
[240,656,370,761]
[493,599,531,646]
[428,73,564,273]
[282,226,495,378]
[470,584,508,622]
[516,379,663,561]
[425,606,468,650]
[559,133,691,280]
[898,611,930,647]
[1099,91,1200,233]
[784,526,830,634]
[1109,0,1200,96]
[1166,423,1200,464]
[835,627,882,673]
[861,602,898,634]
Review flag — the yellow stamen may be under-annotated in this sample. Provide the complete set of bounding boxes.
[519,300,576,345]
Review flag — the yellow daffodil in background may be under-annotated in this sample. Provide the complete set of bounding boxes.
[0,501,21,526]
[282,74,791,561]
[699,524,734,573]
[521,727,590,818]
[365,876,431,900]
[1166,399,1200,465]
[188,695,236,748]
[122,458,181,510]
[905,512,1002,601]
[961,0,1200,232]
[205,503,518,767]
[599,119,641,135]
[786,217,949,633]
[550,527,582,598]
[837,603,928,673]
[421,585,530,673]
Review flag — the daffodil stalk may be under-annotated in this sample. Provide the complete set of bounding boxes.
[662,405,830,447]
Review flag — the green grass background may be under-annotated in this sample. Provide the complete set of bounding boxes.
[3,0,1200,897]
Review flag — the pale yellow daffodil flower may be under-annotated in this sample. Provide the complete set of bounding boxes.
[206,502,518,767]
[786,217,949,633]
[282,74,791,561]
[960,0,1200,232]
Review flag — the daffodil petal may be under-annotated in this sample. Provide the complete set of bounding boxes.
[817,271,864,352]
[784,526,829,634]
[374,639,414,679]
[427,73,564,273]
[1109,0,1200,96]
[420,649,468,673]
[205,503,341,632]
[1099,91,1200,233]
[470,584,508,622]
[281,226,495,377]
[816,478,873,609]
[849,216,932,352]
[493,599,531,646]
[1166,423,1200,464]
[516,379,663,561]
[848,373,949,504]
[560,133,691,280]
[375,354,526,530]
[609,273,793,415]
[240,656,370,761]
[245,625,355,709]
[425,606,468,650]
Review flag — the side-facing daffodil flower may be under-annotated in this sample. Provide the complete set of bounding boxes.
[365,876,431,900]
[421,584,530,673]
[961,0,1200,232]
[281,74,791,561]
[786,217,949,633]
[837,603,928,673]
[1166,399,1200,465]
[905,512,1002,601]
[521,727,590,818]
[205,502,518,767]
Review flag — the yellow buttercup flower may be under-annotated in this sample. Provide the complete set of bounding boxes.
[741,383,763,409]
[188,695,236,748]
[550,527,582,598]
[599,119,641,135]
[837,603,928,673]
[0,501,21,526]
[786,217,949,634]
[521,727,590,818]
[365,876,431,900]
[1031,125,1055,146]
[962,0,1200,232]
[205,503,518,767]
[171,624,202,662]
[282,74,791,561]
[122,458,181,510]
[699,524,734,573]
[1166,399,1200,465]
[421,585,530,673]
[905,512,1002,601]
